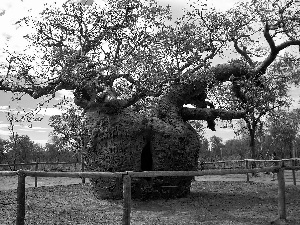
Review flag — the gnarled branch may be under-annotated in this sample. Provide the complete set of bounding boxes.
[233,39,254,67]
[255,22,300,74]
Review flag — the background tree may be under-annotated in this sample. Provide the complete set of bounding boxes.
[0,138,8,163]
[267,109,300,158]
[48,107,87,162]
[236,68,291,159]
[210,135,224,160]
[5,134,35,165]
[0,0,300,199]
[31,143,47,162]
[222,138,249,160]
[45,135,76,162]
[198,137,210,162]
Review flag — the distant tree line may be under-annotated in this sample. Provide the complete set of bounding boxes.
[199,108,300,162]
[0,134,77,165]
[1,107,299,165]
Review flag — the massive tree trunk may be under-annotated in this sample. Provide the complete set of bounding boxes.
[84,87,202,199]
[82,78,245,199]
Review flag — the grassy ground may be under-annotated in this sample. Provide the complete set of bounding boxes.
[0,176,83,191]
[1,175,300,225]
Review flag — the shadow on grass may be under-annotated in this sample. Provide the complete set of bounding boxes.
[131,181,300,225]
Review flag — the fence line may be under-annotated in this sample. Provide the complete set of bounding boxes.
[3,158,299,187]
[1,163,300,224]
[0,161,79,167]
[0,161,85,187]
[202,158,300,169]
[202,158,300,184]
[127,166,278,177]
[21,170,125,178]
[3,166,297,225]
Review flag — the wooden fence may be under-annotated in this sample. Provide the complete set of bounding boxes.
[202,158,300,185]
[0,161,86,186]
[1,165,300,225]
[3,158,298,188]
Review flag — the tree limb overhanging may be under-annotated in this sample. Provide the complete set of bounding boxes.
[181,107,246,121]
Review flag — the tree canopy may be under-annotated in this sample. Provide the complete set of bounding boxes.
[0,0,300,130]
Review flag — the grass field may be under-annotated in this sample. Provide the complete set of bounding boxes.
[1,172,300,225]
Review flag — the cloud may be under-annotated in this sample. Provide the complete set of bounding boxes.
[289,85,300,109]
[18,125,51,132]
[0,0,13,12]
[36,107,63,116]
[78,0,94,5]
[0,123,10,136]
[32,139,48,146]
[0,129,10,136]
[0,123,10,128]
[0,106,9,113]
[205,128,236,142]
[55,89,75,100]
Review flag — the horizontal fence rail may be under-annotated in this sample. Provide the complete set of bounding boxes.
[22,170,126,178]
[0,161,78,167]
[127,167,279,177]
[0,171,18,176]
[0,161,86,187]
[202,158,300,184]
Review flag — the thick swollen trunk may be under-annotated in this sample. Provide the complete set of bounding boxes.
[80,67,246,200]
[85,95,201,199]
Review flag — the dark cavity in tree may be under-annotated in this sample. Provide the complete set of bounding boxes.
[141,134,153,181]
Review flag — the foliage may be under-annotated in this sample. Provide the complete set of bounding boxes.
[198,137,210,162]
[228,58,293,159]
[209,135,224,160]
[222,138,250,160]
[0,0,300,165]
[0,138,8,163]
[266,109,300,158]
[0,134,76,164]
[48,107,87,153]
[45,136,77,162]
[188,120,206,138]
[4,134,36,164]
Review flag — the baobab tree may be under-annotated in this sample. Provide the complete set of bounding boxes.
[1,0,300,199]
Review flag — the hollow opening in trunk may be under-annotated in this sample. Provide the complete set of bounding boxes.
[141,139,153,172]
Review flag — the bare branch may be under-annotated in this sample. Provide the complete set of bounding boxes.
[264,22,276,53]
[233,39,254,66]
[277,40,300,52]
[0,78,75,99]
[255,22,300,74]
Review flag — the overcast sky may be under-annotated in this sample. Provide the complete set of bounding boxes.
[0,0,299,145]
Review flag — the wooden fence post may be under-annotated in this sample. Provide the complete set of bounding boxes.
[16,170,26,225]
[35,162,38,187]
[292,159,296,185]
[81,155,85,184]
[122,174,131,225]
[277,168,287,221]
[245,160,250,182]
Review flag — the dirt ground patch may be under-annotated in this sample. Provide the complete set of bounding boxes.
[1,178,300,224]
